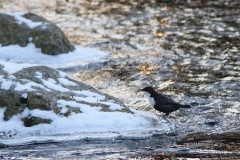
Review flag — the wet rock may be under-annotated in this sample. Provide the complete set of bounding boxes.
[177,132,240,144]
[0,13,75,55]
[0,64,132,126]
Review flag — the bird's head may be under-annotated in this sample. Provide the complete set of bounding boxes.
[141,86,157,94]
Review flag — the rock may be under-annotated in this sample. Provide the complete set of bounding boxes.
[22,115,52,127]
[179,132,240,142]
[0,63,132,127]
[0,13,75,55]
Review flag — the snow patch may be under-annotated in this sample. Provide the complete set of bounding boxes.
[99,101,123,110]
[58,78,77,86]
[73,96,99,103]
[73,90,105,100]
[0,43,109,70]
[0,79,13,90]
[21,93,28,98]
[42,78,69,92]
[5,12,43,28]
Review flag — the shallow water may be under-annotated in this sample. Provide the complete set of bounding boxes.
[1,134,240,159]
[67,0,240,136]
[0,0,240,159]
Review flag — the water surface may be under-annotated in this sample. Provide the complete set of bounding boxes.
[0,0,240,159]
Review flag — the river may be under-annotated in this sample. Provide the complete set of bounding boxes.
[0,0,240,159]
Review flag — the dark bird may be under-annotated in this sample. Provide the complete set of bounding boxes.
[142,86,191,116]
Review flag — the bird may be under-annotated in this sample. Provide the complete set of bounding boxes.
[141,86,191,116]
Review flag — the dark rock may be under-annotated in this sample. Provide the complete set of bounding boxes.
[204,121,220,127]
[22,115,52,127]
[0,90,26,121]
[0,13,75,55]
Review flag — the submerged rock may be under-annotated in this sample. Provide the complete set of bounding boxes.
[0,63,132,127]
[0,13,75,55]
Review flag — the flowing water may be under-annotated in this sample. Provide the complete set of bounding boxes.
[1,0,240,159]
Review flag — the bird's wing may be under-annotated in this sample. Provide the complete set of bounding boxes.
[153,94,180,113]
[154,94,177,105]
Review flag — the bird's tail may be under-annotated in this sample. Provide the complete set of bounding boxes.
[179,105,191,108]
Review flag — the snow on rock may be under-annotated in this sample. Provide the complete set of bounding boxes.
[0,12,109,71]
[0,43,108,70]
[0,62,169,142]
[58,78,77,86]
[0,12,75,55]
[5,12,43,28]
[0,12,169,145]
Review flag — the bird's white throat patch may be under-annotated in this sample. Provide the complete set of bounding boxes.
[145,92,156,107]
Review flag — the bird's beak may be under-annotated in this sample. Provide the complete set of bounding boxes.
[136,88,143,92]
[141,89,146,92]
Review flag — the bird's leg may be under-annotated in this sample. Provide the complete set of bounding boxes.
[165,113,169,116]
[155,110,161,116]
